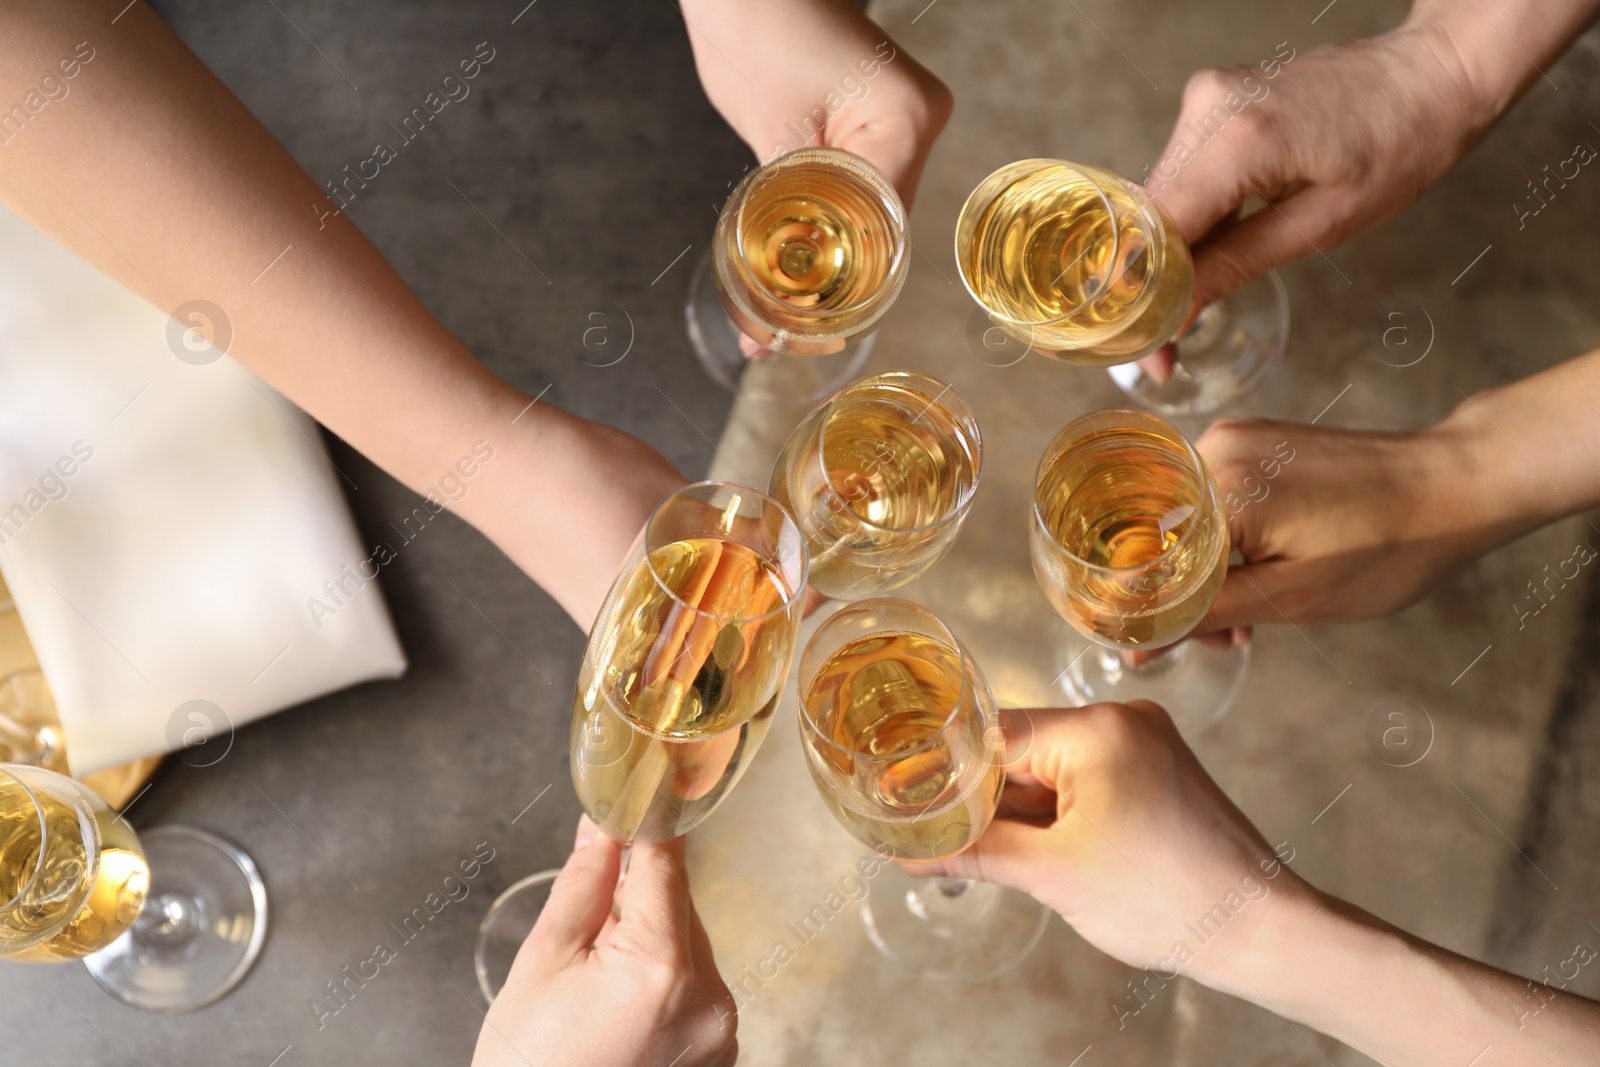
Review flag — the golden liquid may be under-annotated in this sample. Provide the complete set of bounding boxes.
[960,162,1192,365]
[718,157,901,349]
[770,377,978,598]
[572,537,796,844]
[1033,426,1227,648]
[0,773,148,961]
[802,631,1000,862]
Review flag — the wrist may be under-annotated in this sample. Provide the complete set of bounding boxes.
[1401,0,1600,130]
[1214,882,1440,1060]
[465,387,687,628]
[1385,15,1505,145]
[1423,391,1567,556]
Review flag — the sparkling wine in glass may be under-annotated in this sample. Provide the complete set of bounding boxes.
[476,483,808,1000]
[769,370,981,600]
[687,147,909,404]
[1031,408,1246,734]
[956,159,1288,415]
[799,598,1049,980]
[0,764,267,1011]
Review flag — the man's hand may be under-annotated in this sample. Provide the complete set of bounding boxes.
[1151,27,1479,309]
[1139,0,1600,381]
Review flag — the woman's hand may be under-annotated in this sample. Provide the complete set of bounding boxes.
[904,702,1313,989]
[680,0,951,210]
[1187,341,1600,635]
[908,702,1600,1064]
[473,825,737,1067]
[1187,415,1492,632]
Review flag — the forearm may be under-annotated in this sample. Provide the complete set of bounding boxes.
[0,1,678,626]
[1428,347,1600,555]
[1406,0,1600,124]
[1224,888,1600,1065]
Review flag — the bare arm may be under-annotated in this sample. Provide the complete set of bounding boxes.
[0,0,685,627]
[913,703,1600,1065]
[1240,888,1600,1065]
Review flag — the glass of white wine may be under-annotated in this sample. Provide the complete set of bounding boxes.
[1031,408,1246,734]
[0,763,267,1011]
[769,370,981,600]
[956,159,1288,416]
[476,482,807,1000]
[687,147,909,405]
[798,598,1049,980]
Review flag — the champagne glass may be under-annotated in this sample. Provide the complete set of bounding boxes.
[687,147,909,405]
[769,370,982,600]
[476,483,807,999]
[0,764,267,1011]
[1030,408,1246,734]
[955,159,1288,416]
[474,867,559,1004]
[798,598,1049,980]
[0,670,66,772]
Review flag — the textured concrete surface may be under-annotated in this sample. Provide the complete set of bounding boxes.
[692,2,1600,1066]
[0,1,747,1064]
[6,0,1600,1065]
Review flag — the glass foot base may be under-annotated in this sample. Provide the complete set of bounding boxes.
[685,251,872,405]
[83,826,267,1012]
[474,869,562,1004]
[861,863,1050,981]
[1057,634,1250,737]
[1109,269,1289,416]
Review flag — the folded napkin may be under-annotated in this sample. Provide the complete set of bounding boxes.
[0,206,406,774]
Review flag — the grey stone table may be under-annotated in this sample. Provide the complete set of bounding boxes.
[7,0,1600,1065]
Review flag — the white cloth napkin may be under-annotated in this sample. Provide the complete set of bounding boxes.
[0,206,406,774]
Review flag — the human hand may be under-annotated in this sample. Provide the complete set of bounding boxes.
[1188,414,1510,634]
[472,823,736,1067]
[680,0,951,210]
[903,702,1314,991]
[1138,23,1487,381]
[907,702,1600,1062]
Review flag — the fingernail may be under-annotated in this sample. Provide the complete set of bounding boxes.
[575,819,598,850]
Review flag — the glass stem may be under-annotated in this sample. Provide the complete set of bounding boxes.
[1109,643,1183,675]
[936,877,970,898]
[131,891,204,953]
